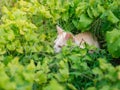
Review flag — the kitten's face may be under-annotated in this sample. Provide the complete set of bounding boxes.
[54,32,67,53]
[54,26,72,53]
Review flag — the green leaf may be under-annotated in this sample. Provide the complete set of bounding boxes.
[90,6,99,18]
[87,8,94,18]
[0,48,6,55]
[7,30,15,41]
[78,14,93,29]
[35,71,47,84]
[87,87,96,90]
[107,10,119,24]
[39,5,52,18]
[97,4,105,13]
[6,43,16,51]
[43,79,65,90]
[75,2,88,16]
[26,60,35,71]
[62,12,69,21]
[2,6,9,14]
[67,83,77,90]
[106,29,120,58]
[73,14,93,30]
[100,85,110,90]
[92,67,103,75]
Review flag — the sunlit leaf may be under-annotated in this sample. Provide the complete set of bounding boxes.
[107,10,119,24]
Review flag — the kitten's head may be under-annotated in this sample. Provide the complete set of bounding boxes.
[54,25,73,53]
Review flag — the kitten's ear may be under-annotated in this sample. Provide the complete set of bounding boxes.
[56,25,63,34]
[65,33,73,40]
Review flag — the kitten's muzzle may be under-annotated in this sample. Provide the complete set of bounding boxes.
[54,45,61,53]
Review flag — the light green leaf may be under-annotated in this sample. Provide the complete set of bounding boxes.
[35,71,47,84]
[107,10,119,24]
[106,29,120,58]
[67,83,77,90]
[90,6,99,18]
[43,79,65,90]
[87,8,94,18]
[97,4,105,13]
[87,87,96,90]
[79,14,93,29]
[2,6,9,14]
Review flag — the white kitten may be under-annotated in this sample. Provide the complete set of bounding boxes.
[54,25,73,53]
[54,25,99,53]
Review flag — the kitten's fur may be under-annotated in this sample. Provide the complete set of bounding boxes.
[54,25,99,53]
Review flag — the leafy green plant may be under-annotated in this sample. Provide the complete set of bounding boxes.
[0,0,120,90]
[0,57,35,90]
[91,58,120,90]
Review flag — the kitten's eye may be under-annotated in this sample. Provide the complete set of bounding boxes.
[58,45,62,48]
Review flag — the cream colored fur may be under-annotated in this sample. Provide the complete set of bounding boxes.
[54,25,99,53]
[74,32,99,49]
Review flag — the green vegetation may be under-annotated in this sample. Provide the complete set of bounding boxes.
[0,0,120,90]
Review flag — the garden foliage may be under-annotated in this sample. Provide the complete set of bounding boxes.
[0,0,120,90]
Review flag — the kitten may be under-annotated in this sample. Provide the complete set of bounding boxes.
[54,25,99,53]
[74,32,99,49]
